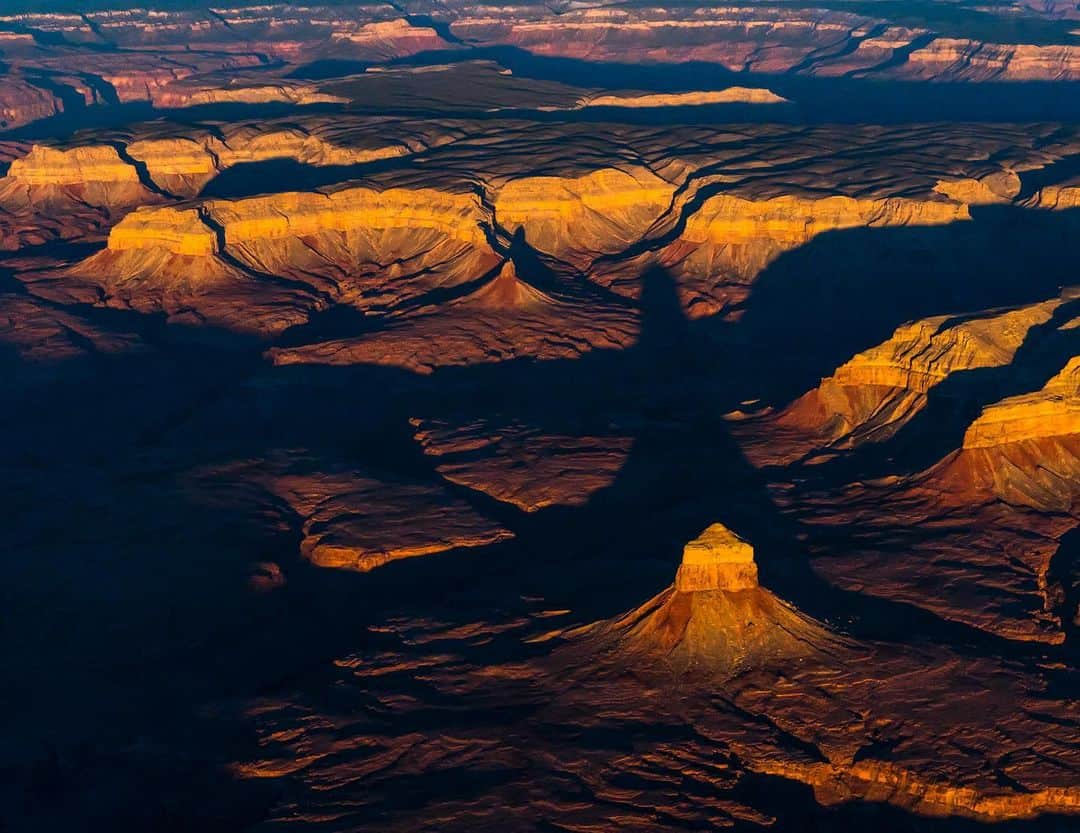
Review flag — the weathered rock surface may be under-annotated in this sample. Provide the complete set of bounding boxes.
[268,261,640,371]
[196,455,512,573]
[564,524,843,676]
[933,354,1080,514]
[747,297,1067,466]
[228,528,1078,828]
[675,523,758,592]
[411,415,634,511]
[492,167,675,269]
[4,10,1080,831]
[41,183,500,335]
[578,88,790,108]
[965,356,1080,450]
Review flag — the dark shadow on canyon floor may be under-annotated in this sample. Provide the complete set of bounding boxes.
[1,205,1078,830]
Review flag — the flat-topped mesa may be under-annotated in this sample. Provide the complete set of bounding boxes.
[328,17,447,52]
[108,206,218,257]
[921,355,1080,514]
[104,185,492,257]
[6,144,141,187]
[149,82,346,110]
[208,187,492,249]
[675,523,758,592]
[0,143,165,249]
[681,194,970,249]
[580,88,790,108]
[630,191,975,318]
[68,184,501,336]
[4,124,443,208]
[1025,180,1080,210]
[493,167,675,268]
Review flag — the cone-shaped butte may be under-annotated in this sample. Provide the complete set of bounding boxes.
[560,523,846,678]
[675,523,758,592]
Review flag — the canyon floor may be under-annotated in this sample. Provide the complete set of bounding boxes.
[1,2,1078,831]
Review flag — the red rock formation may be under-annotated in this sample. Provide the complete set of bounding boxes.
[194,454,512,573]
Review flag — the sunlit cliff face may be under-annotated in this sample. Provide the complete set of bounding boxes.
[1,2,1079,832]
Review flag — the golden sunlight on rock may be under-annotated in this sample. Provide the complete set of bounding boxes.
[562,525,846,678]
[675,523,759,592]
[579,88,790,108]
[5,4,1080,829]
[965,356,1080,449]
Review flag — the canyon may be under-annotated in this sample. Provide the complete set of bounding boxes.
[1,2,1078,832]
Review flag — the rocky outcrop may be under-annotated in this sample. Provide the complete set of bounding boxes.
[267,261,640,372]
[108,206,218,256]
[902,39,1080,81]
[5,120,449,200]
[6,144,140,187]
[641,191,973,317]
[0,144,166,249]
[327,18,448,57]
[941,356,1080,513]
[410,417,634,511]
[491,175,980,315]
[579,88,790,108]
[680,193,969,249]
[563,524,845,677]
[750,298,1065,465]
[675,523,758,592]
[493,167,675,269]
[1025,180,1080,210]
[147,83,347,110]
[196,457,513,573]
[934,171,1022,204]
[964,356,1080,449]
[56,184,501,335]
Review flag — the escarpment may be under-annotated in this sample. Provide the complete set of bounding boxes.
[4,120,455,200]
[0,144,164,249]
[900,38,1080,81]
[939,356,1080,513]
[577,88,790,108]
[492,168,676,269]
[7,144,143,188]
[490,173,982,309]
[30,141,1068,339]
[583,189,978,315]
[0,121,458,249]
[681,194,970,248]
[746,298,1066,465]
[56,185,500,335]
[964,356,1080,450]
